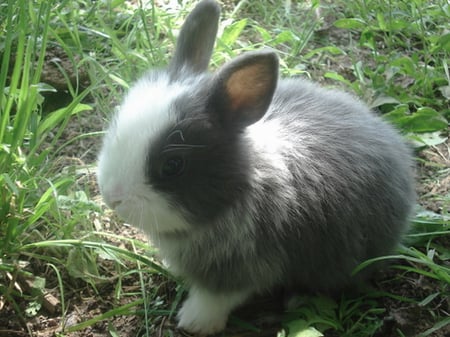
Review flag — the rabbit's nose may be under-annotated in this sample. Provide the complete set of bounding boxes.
[101,185,126,210]
[103,194,123,209]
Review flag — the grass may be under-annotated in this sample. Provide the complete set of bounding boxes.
[0,0,449,336]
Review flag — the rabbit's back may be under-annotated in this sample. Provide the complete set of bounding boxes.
[248,78,415,290]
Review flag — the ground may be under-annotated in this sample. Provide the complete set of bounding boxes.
[0,2,449,337]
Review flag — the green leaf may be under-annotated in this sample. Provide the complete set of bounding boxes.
[409,132,448,147]
[287,320,324,337]
[220,19,247,46]
[324,72,352,86]
[438,85,450,99]
[35,82,57,93]
[334,18,366,30]
[418,293,441,307]
[390,56,416,76]
[108,321,121,337]
[67,247,101,281]
[389,19,409,31]
[273,30,297,45]
[27,177,73,226]
[1,173,20,195]
[436,33,450,52]
[304,46,344,59]
[254,25,272,42]
[384,107,448,133]
[109,74,130,89]
[369,95,401,109]
[25,301,42,318]
[28,276,46,297]
[37,103,92,137]
[376,12,387,31]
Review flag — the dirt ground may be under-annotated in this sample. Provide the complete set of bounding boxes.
[1,3,449,337]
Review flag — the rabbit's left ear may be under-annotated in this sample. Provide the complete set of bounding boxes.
[169,0,220,79]
[208,51,279,128]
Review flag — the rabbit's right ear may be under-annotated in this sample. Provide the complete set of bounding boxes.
[207,51,279,128]
[169,0,220,79]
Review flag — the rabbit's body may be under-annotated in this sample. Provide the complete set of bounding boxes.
[98,0,415,334]
[155,77,414,292]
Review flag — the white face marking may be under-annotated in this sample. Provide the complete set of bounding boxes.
[97,73,191,236]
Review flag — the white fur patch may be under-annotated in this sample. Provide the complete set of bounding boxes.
[97,73,191,235]
[246,119,293,173]
[177,285,251,335]
[245,119,300,227]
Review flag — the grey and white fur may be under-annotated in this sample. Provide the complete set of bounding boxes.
[97,0,416,334]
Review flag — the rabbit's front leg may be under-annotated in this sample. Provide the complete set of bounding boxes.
[177,285,251,335]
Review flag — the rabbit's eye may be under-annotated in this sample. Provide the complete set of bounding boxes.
[161,156,185,178]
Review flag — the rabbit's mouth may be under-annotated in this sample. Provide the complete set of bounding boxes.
[112,189,192,237]
[113,200,135,222]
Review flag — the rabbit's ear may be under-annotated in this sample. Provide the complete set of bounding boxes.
[169,0,220,79]
[208,51,279,128]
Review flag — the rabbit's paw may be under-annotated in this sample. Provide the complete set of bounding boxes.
[177,286,249,335]
[177,299,227,335]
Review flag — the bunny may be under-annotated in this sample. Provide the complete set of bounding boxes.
[97,0,416,335]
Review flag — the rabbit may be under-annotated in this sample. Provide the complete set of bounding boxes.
[97,0,416,335]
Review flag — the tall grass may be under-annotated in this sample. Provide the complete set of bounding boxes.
[0,0,93,325]
[1,0,53,256]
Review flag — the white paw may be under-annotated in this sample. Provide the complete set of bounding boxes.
[177,298,227,335]
[177,286,250,335]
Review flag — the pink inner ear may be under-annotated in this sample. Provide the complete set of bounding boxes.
[226,63,274,113]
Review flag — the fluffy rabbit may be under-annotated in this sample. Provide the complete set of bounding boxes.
[97,0,415,334]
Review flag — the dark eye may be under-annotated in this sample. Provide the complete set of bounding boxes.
[160,156,185,178]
